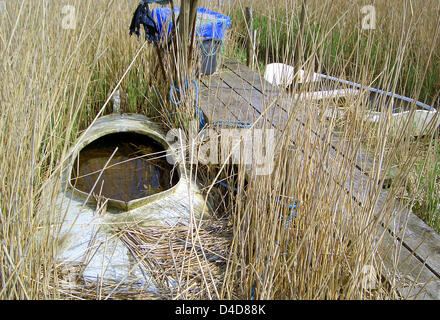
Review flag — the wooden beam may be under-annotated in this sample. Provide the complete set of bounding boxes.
[245,7,254,68]
[188,0,199,72]
[294,0,306,84]
[217,59,440,299]
[179,0,190,67]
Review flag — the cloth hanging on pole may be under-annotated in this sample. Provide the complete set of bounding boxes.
[129,1,171,42]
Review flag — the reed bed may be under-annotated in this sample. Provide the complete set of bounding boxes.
[1,0,439,300]
[118,223,230,299]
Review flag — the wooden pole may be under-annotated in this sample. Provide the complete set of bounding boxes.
[187,0,199,72]
[169,0,180,81]
[245,7,254,68]
[294,0,306,83]
[179,0,190,65]
[188,0,198,33]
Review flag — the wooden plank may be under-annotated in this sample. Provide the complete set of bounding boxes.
[221,59,440,299]
[376,191,440,279]
[376,222,440,299]
[321,122,440,281]
[198,83,238,123]
[224,63,378,202]
[223,63,400,215]
[223,60,440,266]
[218,70,286,130]
[200,73,264,128]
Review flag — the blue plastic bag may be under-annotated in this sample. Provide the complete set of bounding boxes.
[152,7,232,40]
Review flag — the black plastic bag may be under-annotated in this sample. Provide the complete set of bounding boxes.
[129,1,169,43]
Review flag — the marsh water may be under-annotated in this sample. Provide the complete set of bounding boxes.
[71,132,179,202]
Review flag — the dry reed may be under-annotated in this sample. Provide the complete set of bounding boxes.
[1,0,439,300]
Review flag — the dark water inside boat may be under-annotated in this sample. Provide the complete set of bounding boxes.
[71,132,179,202]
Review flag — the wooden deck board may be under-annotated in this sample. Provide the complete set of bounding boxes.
[218,71,286,130]
[198,81,240,123]
[222,60,440,281]
[200,74,263,128]
[376,225,440,299]
[197,60,440,299]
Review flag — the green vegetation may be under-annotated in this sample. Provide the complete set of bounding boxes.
[411,141,440,231]
[227,1,440,105]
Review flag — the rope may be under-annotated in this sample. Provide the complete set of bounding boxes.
[212,120,252,128]
[169,78,206,131]
[215,180,234,190]
[277,199,298,228]
[251,272,264,300]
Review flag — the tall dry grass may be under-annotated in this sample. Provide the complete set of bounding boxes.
[0,0,438,299]
[208,0,440,299]
[0,0,157,299]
